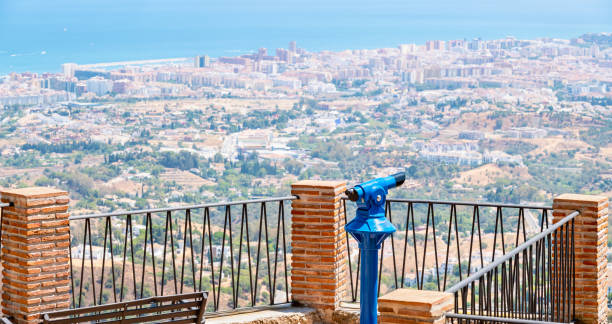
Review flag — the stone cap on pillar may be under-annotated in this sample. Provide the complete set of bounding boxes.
[1,187,69,208]
[554,193,607,204]
[1,187,68,198]
[291,180,346,190]
[378,288,454,323]
[291,180,347,200]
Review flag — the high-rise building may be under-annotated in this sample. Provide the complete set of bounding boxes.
[398,44,416,55]
[86,77,113,96]
[194,55,210,68]
[61,63,78,78]
[402,70,424,84]
[257,48,267,61]
[276,48,289,62]
[468,38,483,51]
[426,40,445,51]
[289,41,297,53]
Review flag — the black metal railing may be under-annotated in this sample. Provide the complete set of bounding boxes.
[68,196,296,314]
[342,198,554,302]
[445,210,578,323]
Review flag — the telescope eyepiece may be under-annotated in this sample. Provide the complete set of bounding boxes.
[345,188,359,201]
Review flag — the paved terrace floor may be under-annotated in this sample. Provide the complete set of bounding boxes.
[206,304,359,324]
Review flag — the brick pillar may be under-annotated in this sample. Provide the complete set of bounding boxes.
[0,188,71,324]
[290,180,348,318]
[553,194,608,324]
[378,288,453,324]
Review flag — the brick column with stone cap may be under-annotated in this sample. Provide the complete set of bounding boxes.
[0,187,71,324]
[290,180,348,317]
[553,194,608,324]
[378,288,453,324]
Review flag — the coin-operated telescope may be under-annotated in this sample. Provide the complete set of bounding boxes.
[345,173,405,324]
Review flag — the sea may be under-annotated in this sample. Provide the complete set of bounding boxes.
[0,0,610,75]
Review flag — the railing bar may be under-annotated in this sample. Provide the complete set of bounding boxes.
[466,207,476,279]
[87,218,97,306]
[470,281,475,318]
[400,203,410,288]
[235,205,246,307]
[505,256,510,317]
[179,210,189,294]
[382,198,553,210]
[535,240,539,319]
[119,216,128,302]
[500,263,505,318]
[570,219,576,319]
[562,223,567,321]
[168,211,178,296]
[488,272,492,317]
[148,214,158,297]
[140,213,150,299]
[98,218,108,305]
[479,276,483,316]
[445,312,573,324]
[128,215,137,300]
[107,216,117,304]
[216,207,228,308]
[243,205,254,306]
[475,207,484,270]
[204,208,218,310]
[454,205,463,284]
[70,196,298,219]
[553,227,557,321]
[263,202,273,305]
[160,212,169,297]
[198,209,206,293]
[494,266,498,317]
[499,207,506,257]
[409,203,419,290]
[226,205,236,308]
[253,203,264,305]
[387,201,399,290]
[188,210,197,294]
[272,201,283,305]
[522,208,528,247]
[77,219,87,307]
[525,246,537,319]
[547,231,551,321]
[430,203,440,291]
[524,250,528,318]
[446,211,578,294]
[280,201,290,303]
[343,199,356,302]
[442,204,454,291]
[515,208,523,248]
[492,207,500,263]
[420,204,431,290]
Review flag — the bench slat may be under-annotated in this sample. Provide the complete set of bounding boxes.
[46,292,206,318]
[45,301,201,324]
[104,309,198,324]
[42,292,208,324]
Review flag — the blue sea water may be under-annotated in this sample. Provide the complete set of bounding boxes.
[0,0,610,74]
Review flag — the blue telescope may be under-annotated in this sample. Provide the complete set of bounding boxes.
[345,173,405,324]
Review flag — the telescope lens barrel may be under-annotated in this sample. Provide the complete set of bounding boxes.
[392,172,405,186]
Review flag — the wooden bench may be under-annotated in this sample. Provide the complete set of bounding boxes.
[41,292,208,324]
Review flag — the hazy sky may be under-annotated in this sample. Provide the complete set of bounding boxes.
[1,0,610,29]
